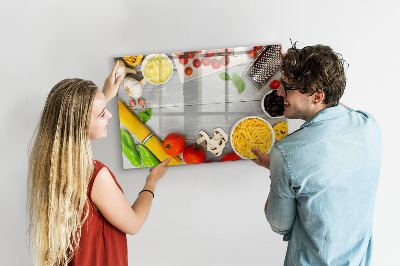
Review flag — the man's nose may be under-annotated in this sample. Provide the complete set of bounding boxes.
[276,83,285,97]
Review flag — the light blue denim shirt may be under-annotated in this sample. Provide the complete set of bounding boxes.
[266,105,382,266]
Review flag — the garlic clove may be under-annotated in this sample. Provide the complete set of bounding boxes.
[129,99,136,107]
[138,98,146,108]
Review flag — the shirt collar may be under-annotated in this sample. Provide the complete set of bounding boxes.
[301,105,349,129]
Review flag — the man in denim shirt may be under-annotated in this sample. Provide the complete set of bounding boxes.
[252,44,382,265]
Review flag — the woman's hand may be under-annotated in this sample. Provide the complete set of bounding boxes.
[146,158,171,186]
[251,147,271,169]
[103,61,123,103]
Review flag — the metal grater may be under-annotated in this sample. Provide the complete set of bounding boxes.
[243,44,282,90]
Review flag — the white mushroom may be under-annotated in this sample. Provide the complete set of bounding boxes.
[207,138,226,156]
[124,76,147,99]
[213,128,228,143]
[196,128,228,157]
[196,131,210,146]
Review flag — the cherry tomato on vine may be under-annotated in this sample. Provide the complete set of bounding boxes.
[221,56,230,66]
[179,55,188,65]
[247,49,257,58]
[225,48,233,54]
[270,80,281,90]
[185,67,193,76]
[254,46,263,50]
[211,59,221,69]
[201,57,211,66]
[215,48,224,55]
[205,50,215,57]
[187,52,196,58]
[193,59,201,68]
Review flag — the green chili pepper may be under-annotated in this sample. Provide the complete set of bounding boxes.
[120,129,141,168]
[137,144,160,167]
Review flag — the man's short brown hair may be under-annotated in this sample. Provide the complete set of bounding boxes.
[281,43,347,107]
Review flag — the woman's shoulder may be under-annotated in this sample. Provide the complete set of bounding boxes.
[91,160,123,193]
[93,159,105,170]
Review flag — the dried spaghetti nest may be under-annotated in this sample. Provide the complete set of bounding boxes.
[123,55,143,66]
[273,122,288,141]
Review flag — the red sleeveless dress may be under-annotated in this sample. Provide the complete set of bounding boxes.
[69,160,128,266]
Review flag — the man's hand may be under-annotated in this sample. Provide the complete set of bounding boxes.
[251,147,271,169]
[103,61,123,103]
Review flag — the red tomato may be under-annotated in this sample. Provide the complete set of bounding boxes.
[211,59,221,69]
[205,50,215,57]
[215,48,224,55]
[183,144,206,164]
[254,46,263,50]
[221,56,230,66]
[179,55,188,65]
[193,58,201,68]
[187,52,196,58]
[220,153,241,162]
[270,80,281,90]
[185,67,193,76]
[225,48,233,54]
[247,49,257,58]
[163,133,186,156]
[174,52,184,56]
[201,57,211,66]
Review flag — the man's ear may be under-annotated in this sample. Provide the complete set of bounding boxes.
[313,92,325,104]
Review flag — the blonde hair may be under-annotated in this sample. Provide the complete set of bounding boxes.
[28,79,98,265]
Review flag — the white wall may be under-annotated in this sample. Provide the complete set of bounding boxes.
[1,0,399,265]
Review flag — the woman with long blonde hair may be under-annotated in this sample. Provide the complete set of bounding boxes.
[28,62,170,266]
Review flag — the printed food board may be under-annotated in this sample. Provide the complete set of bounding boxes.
[115,44,288,169]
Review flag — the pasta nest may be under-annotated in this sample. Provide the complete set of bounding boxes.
[273,122,288,141]
[123,55,144,66]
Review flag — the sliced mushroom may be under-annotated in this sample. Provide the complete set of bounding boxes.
[213,128,228,143]
[196,128,228,157]
[207,138,225,156]
[196,131,210,146]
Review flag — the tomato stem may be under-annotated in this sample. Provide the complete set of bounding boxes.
[193,144,201,151]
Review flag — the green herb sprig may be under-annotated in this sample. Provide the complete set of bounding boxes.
[219,72,246,93]
[137,108,152,123]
